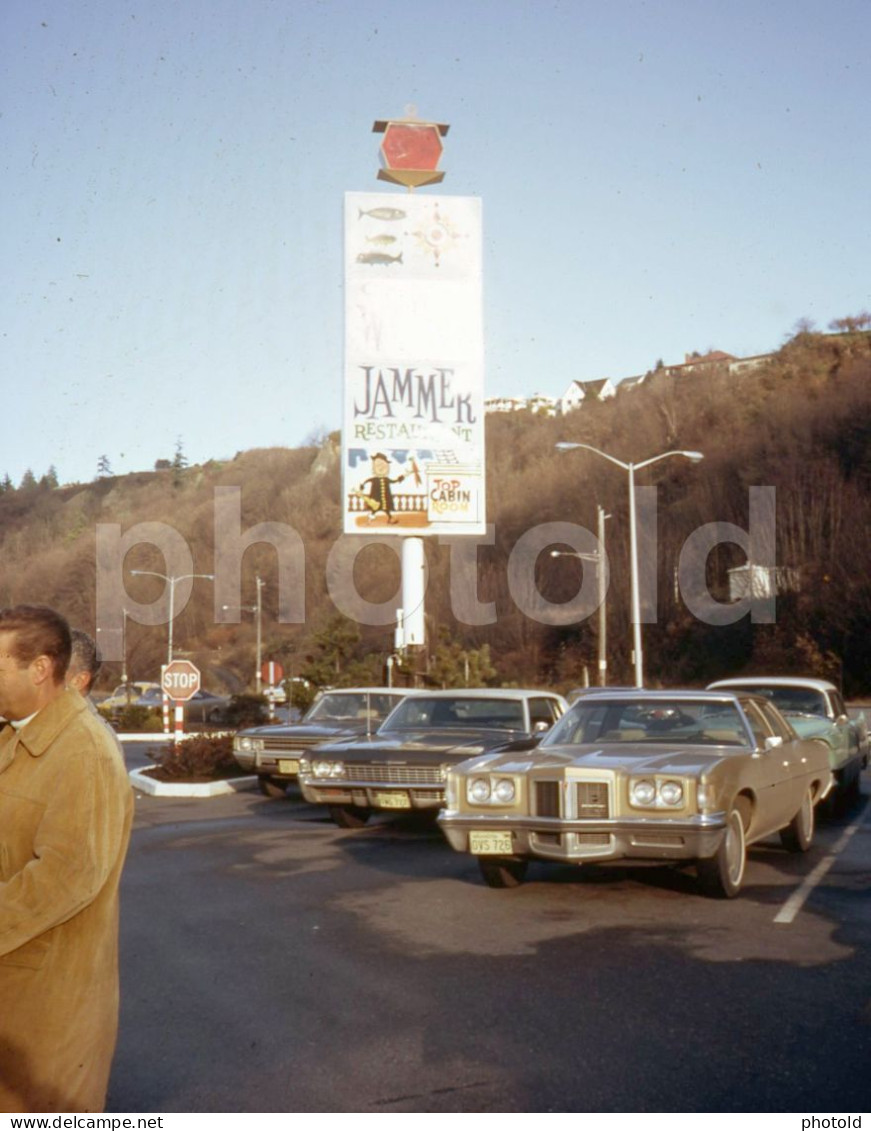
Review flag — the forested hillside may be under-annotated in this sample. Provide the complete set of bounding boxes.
[2,327,870,695]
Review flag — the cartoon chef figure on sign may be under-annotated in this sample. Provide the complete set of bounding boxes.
[356,452,406,524]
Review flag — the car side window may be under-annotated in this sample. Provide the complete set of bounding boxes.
[741,701,773,748]
[757,701,793,741]
[529,697,559,729]
[830,691,846,719]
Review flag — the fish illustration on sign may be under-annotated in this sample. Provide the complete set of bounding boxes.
[357,252,403,266]
[358,207,406,221]
[365,234,398,246]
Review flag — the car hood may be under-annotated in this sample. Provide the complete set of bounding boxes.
[239,721,375,741]
[456,742,739,777]
[312,727,527,764]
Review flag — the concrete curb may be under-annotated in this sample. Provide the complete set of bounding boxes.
[129,766,257,798]
[118,731,236,742]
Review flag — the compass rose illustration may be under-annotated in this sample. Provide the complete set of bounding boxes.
[412,203,460,267]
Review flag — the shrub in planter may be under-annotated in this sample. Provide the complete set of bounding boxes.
[113,704,162,732]
[148,734,241,781]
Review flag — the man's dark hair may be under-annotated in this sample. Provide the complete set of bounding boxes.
[69,628,101,689]
[0,604,72,684]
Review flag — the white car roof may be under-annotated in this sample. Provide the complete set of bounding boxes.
[402,688,565,702]
[315,687,413,695]
[708,677,837,693]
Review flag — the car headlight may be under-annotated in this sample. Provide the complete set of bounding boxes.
[631,779,657,806]
[659,780,683,807]
[234,736,263,753]
[467,775,518,805]
[630,777,686,809]
[312,760,345,778]
[468,777,491,804]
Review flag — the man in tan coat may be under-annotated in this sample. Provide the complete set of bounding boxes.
[0,605,133,1112]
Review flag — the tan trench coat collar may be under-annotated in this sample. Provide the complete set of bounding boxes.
[12,687,89,759]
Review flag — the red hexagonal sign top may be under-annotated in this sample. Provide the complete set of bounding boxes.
[162,659,201,702]
[380,122,443,171]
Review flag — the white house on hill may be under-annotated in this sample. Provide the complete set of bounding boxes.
[559,378,617,415]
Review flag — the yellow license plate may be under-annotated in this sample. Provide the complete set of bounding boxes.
[278,759,300,775]
[469,830,513,855]
[375,791,411,809]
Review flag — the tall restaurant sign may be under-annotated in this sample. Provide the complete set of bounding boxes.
[343,190,485,536]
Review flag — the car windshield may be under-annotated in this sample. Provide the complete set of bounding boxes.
[542,698,750,747]
[729,686,828,718]
[305,692,399,723]
[384,696,526,731]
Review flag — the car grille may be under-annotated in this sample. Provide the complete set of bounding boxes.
[534,780,560,817]
[577,781,609,818]
[262,735,323,753]
[533,779,611,818]
[348,764,445,785]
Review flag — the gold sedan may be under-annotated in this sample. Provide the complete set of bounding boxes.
[438,690,833,898]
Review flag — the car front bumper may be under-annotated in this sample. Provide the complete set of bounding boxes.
[233,750,305,778]
[300,777,445,811]
[438,809,730,863]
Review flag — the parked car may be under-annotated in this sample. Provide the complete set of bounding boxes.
[233,688,411,798]
[708,677,867,807]
[97,681,161,715]
[298,688,567,827]
[134,686,231,724]
[438,689,832,898]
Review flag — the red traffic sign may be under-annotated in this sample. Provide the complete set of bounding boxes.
[161,659,201,702]
[260,660,284,686]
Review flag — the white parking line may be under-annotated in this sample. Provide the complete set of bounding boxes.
[774,810,866,924]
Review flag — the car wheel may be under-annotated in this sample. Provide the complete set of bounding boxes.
[258,776,289,799]
[478,857,528,888]
[780,785,815,852]
[329,805,371,828]
[698,804,747,898]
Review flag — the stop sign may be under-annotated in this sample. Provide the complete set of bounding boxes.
[161,660,201,702]
[260,660,284,686]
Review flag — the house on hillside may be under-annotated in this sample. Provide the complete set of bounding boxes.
[618,372,648,393]
[727,353,772,375]
[660,350,736,378]
[484,395,528,414]
[728,563,800,601]
[528,393,558,416]
[559,378,616,414]
[484,393,558,416]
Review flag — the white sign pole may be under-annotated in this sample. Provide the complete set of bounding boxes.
[401,537,426,647]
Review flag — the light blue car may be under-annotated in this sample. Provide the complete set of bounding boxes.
[708,677,866,808]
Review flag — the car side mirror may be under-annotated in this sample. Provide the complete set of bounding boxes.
[763,735,783,750]
[835,714,849,726]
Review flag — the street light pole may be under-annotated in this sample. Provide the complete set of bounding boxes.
[222,574,264,694]
[596,505,609,685]
[550,526,608,685]
[130,570,215,664]
[255,575,263,695]
[555,442,703,687]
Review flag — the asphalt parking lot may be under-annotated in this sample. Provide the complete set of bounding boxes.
[108,749,871,1114]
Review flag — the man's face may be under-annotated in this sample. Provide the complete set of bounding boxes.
[0,631,41,721]
[372,456,389,476]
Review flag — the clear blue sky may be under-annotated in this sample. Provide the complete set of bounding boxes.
[3,0,869,487]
